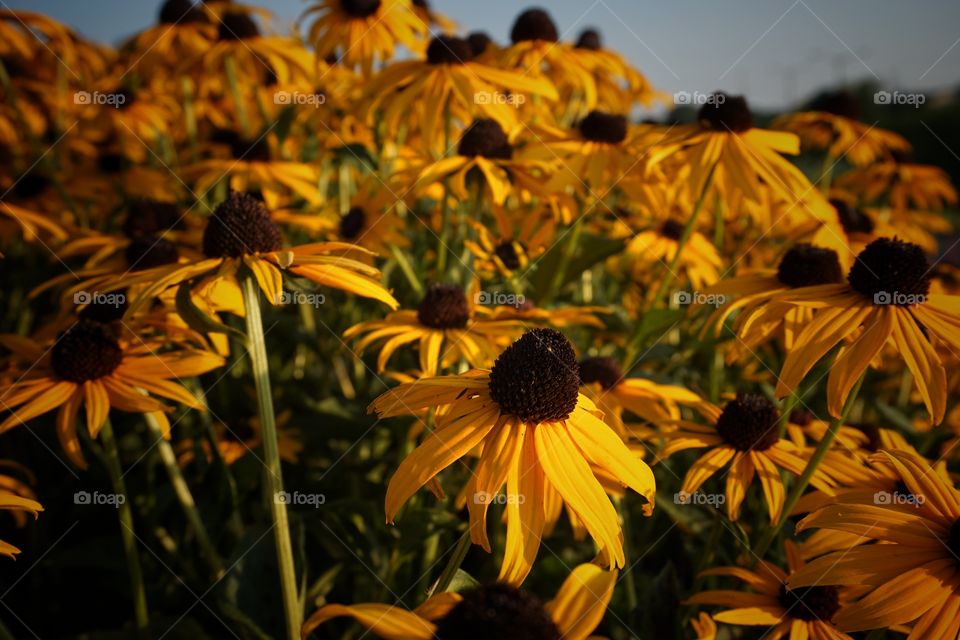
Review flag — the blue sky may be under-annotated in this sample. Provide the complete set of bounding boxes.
[13,0,960,109]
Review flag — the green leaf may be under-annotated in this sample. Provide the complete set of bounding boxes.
[444,568,480,594]
[527,233,625,294]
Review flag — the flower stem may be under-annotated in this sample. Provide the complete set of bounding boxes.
[240,274,301,640]
[224,54,251,138]
[433,532,471,594]
[144,412,225,579]
[100,418,149,634]
[543,215,585,304]
[752,373,866,562]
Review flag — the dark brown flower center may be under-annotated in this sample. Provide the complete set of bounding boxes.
[809,90,860,121]
[434,583,560,640]
[779,585,841,622]
[575,29,602,50]
[13,172,50,200]
[494,241,522,271]
[699,94,753,133]
[847,238,931,305]
[125,236,180,270]
[578,356,622,390]
[202,192,282,258]
[339,206,365,240]
[488,329,580,424]
[426,36,473,65]
[851,423,882,452]
[776,244,844,288]
[98,153,129,174]
[123,200,184,238]
[159,0,207,25]
[218,12,259,41]
[659,219,685,241]
[715,393,780,451]
[467,32,493,57]
[230,136,271,162]
[789,408,815,426]
[458,119,512,160]
[946,519,960,565]
[579,111,628,144]
[830,198,874,235]
[417,284,469,329]
[510,8,559,43]
[78,292,128,324]
[341,0,381,18]
[52,320,123,383]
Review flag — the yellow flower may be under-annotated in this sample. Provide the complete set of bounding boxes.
[369,329,655,584]
[789,450,960,636]
[302,563,618,639]
[775,238,956,423]
[0,319,224,468]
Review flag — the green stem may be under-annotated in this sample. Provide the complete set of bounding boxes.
[649,161,719,309]
[433,532,471,594]
[100,418,149,634]
[778,390,800,439]
[390,244,424,296]
[240,274,301,640]
[817,153,835,195]
[753,373,866,562]
[436,101,454,276]
[144,413,224,579]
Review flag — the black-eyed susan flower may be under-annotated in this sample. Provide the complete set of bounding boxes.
[364,35,557,153]
[773,90,911,167]
[302,562,617,639]
[578,355,704,437]
[704,244,846,361]
[369,329,655,583]
[121,0,216,77]
[836,156,958,213]
[303,0,427,73]
[688,541,855,639]
[463,212,553,280]
[647,94,831,224]
[569,28,663,116]
[775,237,957,423]
[101,192,398,315]
[625,218,722,292]
[789,450,960,637]
[414,118,555,205]
[343,282,527,375]
[0,319,224,468]
[660,393,832,523]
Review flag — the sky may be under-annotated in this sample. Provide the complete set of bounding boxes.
[12,0,960,109]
